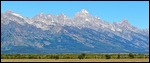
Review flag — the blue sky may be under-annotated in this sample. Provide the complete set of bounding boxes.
[1,1,149,29]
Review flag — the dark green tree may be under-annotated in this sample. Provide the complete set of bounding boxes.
[81,53,86,57]
[78,55,84,59]
[105,54,111,59]
[117,54,120,59]
[78,53,86,60]
[54,55,59,60]
[129,53,134,59]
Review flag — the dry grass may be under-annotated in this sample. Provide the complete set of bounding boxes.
[1,59,149,62]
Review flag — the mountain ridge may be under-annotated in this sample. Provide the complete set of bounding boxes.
[1,9,149,54]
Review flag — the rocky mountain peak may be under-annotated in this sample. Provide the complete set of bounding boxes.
[81,9,89,14]
[58,13,68,18]
[121,19,130,24]
[74,9,90,18]
[5,10,13,14]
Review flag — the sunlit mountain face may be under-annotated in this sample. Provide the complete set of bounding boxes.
[1,9,149,54]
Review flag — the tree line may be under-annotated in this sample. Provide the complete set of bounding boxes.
[1,53,149,59]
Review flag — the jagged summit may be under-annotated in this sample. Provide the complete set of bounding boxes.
[59,13,68,18]
[5,10,13,14]
[34,13,46,17]
[121,19,129,24]
[38,13,45,16]
[119,19,132,27]
[81,9,89,14]
[74,9,90,18]
[78,9,89,15]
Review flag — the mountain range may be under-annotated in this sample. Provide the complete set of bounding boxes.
[1,9,149,54]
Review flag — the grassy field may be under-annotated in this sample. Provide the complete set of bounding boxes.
[1,59,149,62]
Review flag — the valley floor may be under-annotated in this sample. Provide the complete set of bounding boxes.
[1,59,149,62]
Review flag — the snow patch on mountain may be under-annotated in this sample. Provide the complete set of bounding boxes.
[12,13,24,18]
